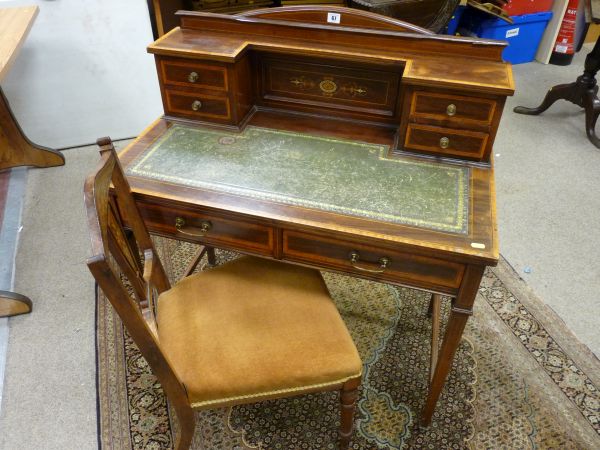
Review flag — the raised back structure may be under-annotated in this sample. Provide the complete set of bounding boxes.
[149,6,512,163]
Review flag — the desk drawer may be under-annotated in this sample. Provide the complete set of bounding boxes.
[283,231,464,292]
[261,56,401,117]
[404,124,488,160]
[164,90,232,122]
[411,91,496,126]
[159,57,228,91]
[137,202,275,256]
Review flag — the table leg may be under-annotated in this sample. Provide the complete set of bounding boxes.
[421,265,484,425]
[0,290,32,318]
[513,36,600,149]
[0,87,64,170]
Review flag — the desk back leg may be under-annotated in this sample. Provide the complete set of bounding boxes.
[421,264,484,426]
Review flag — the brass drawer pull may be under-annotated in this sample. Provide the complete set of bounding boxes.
[349,251,390,273]
[175,217,212,237]
[191,100,202,111]
[446,103,457,116]
[439,137,450,149]
[188,71,199,83]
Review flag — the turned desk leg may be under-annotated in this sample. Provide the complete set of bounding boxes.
[0,87,64,170]
[513,36,600,149]
[0,290,32,318]
[421,265,484,426]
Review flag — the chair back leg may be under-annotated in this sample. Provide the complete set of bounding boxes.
[339,378,360,449]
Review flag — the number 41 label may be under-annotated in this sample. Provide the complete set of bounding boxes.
[327,12,341,24]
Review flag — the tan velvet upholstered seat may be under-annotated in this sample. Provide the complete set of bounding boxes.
[157,255,363,408]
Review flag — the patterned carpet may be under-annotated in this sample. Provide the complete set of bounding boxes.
[96,237,600,449]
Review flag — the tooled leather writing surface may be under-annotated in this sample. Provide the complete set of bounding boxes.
[127,124,469,234]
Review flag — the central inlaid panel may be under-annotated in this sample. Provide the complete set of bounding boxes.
[127,124,470,234]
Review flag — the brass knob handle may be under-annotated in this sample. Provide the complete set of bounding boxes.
[446,103,457,116]
[349,251,389,273]
[188,71,199,83]
[439,137,450,149]
[191,100,202,111]
[175,217,212,237]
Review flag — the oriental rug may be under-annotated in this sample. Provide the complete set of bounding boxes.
[96,237,600,449]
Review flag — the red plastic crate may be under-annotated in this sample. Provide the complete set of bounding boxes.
[503,0,553,15]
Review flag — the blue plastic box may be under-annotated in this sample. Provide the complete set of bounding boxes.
[472,11,553,64]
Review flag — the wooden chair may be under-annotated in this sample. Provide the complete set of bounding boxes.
[84,137,362,450]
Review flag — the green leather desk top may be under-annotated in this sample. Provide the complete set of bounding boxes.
[127,124,470,234]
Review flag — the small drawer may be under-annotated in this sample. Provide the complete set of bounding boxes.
[283,231,464,293]
[411,91,496,126]
[137,202,275,256]
[404,124,488,160]
[159,58,228,91]
[164,90,231,122]
[261,56,401,117]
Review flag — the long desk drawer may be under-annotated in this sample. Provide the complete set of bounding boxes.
[136,202,275,256]
[283,230,464,293]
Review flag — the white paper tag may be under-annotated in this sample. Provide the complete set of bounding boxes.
[327,12,341,24]
[506,28,519,38]
[555,45,568,53]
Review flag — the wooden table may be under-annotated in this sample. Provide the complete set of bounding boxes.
[117,7,513,425]
[0,6,65,318]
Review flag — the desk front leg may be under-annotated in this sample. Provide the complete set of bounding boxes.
[421,264,484,425]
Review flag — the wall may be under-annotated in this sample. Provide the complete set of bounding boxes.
[0,0,162,149]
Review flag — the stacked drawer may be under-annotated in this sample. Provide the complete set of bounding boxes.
[402,89,501,162]
[157,57,233,124]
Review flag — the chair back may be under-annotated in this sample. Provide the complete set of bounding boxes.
[84,138,189,411]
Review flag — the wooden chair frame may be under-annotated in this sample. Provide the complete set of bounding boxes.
[84,137,360,449]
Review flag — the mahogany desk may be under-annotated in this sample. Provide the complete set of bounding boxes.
[117,7,514,425]
[0,6,64,318]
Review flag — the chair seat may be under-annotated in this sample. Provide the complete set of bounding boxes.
[156,256,362,409]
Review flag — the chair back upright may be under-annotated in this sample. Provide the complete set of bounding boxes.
[84,137,190,412]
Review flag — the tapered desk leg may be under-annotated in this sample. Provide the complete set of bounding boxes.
[421,265,484,426]
[0,290,32,318]
[0,87,64,170]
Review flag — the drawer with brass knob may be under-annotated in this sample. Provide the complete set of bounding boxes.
[158,57,228,91]
[404,124,489,160]
[164,89,231,122]
[410,91,496,127]
[259,55,402,119]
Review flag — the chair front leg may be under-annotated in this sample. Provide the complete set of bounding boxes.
[339,378,360,449]
[174,404,196,450]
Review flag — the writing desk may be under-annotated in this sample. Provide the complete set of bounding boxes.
[117,6,513,425]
